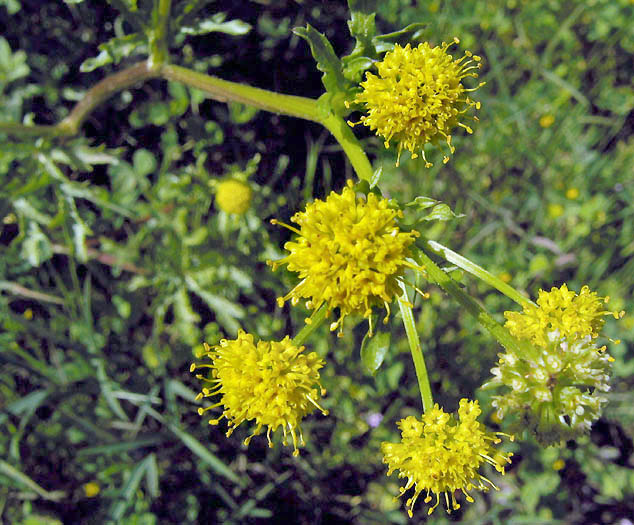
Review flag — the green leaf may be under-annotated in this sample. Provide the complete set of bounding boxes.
[0,37,29,86]
[12,198,53,225]
[180,13,251,36]
[373,23,427,53]
[77,435,165,457]
[346,0,377,58]
[167,421,243,485]
[370,166,382,188]
[406,196,439,211]
[405,197,464,223]
[421,203,464,222]
[6,389,49,416]
[20,222,52,267]
[72,221,89,263]
[145,453,159,498]
[0,0,21,15]
[341,55,374,83]
[0,459,65,501]
[107,454,156,521]
[185,276,244,334]
[293,25,347,99]
[132,149,157,177]
[360,330,391,376]
[109,0,137,11]
[80,33,146,73]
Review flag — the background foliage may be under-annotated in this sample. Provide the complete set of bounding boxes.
[1,0,633,523]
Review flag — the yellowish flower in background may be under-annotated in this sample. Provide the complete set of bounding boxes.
[539,114,555,128]
[504,284,624,347]
[269,181,419,334]
[191,330,328,455]
[83,482,100,498]
[381,399,513,516]
[350,39,484,166]
[215,178,252,215]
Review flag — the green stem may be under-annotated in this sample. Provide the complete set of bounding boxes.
[425,239,534,308]
[292,304,328,347]
[397,283,433,412]
[162,64,323,122]
[321,113,374,182]
[415,248,529,357]
[59,61,162,135]
[0,61,374,182]
[148,0,172,68]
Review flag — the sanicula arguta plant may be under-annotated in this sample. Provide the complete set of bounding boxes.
[0,0,624,518]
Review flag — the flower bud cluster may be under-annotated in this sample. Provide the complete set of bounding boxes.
[485,331,613,445]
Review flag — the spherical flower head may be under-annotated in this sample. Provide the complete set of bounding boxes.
[484,333,613,445]
[381,399,513,517]
[191,330,328,455]
[268,181,419,334]
[350,39,484,167]
[215,178,252,215]
[504,284,624,347]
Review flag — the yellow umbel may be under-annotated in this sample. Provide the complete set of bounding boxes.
[350,39,484,167]
[215,179,252,215]
[504,284,624,347]
[381,399,513,517]
[269,181,419,334]
[191,330,328,455]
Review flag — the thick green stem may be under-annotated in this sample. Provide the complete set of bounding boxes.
[415,248,529,357]
[321,113,374,182]
[292,304,328,347]
[425,239,535,308]
[397,283,433,412]
[162,64,323,122]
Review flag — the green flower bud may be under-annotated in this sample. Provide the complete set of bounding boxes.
[482,332,612,446]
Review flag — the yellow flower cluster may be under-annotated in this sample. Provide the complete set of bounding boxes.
[215,178,252,215]
[381,399,513,517]
[269,181,419,333]
[350,39,484,166]
[504,284,624,347]
[191,330,328,455]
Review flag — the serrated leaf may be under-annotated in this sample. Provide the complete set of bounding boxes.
[361,330,390,376]
[293,25,346,98]
[346,0,377,58]
[180,13,251,36]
